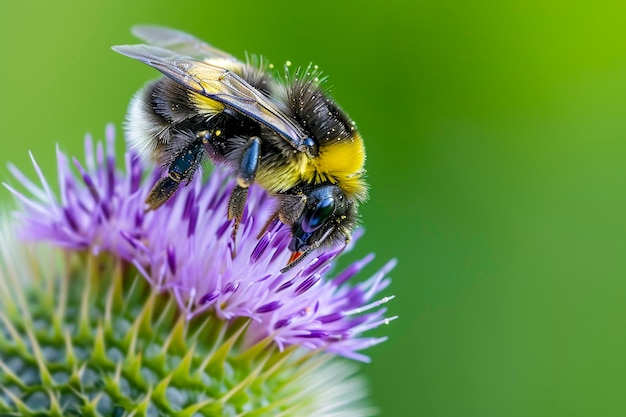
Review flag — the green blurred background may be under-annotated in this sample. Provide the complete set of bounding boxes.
[2,0,626,416]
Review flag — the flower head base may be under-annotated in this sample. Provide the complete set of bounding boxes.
[2,125,396,415]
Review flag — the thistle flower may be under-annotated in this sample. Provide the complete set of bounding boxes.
[0,125,396,416]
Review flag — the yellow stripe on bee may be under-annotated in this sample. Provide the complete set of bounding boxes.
[312,134,365,178]
[189,91,225,115]
[257,134,368,202]
[305,133,368,201]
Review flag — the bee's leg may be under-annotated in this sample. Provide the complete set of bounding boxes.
[145,134,206,210]
[228,185,248,235]
[277,194,307,225]
[228,136,261,255]
[145,176,181,210]
[257,212,279,239]
[257,192,307,239]
[235,136,262,188]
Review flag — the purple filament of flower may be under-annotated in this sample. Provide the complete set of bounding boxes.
[223,281,239,294]
[199,291,220,305]
[273,318,292,329]
[6,125,397,361]
[255,274,271,283]
[276,279,295,293]
[295,274,321,296]
[298,330,329,339]
[256,301,283,314]
[317,312,344,324]
[166,245,177,275]
[250,233,271,263]
[187,204,199,238]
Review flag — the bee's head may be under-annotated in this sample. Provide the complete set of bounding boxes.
[282,185,358,272]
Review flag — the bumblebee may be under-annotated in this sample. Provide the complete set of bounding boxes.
[112,26,367,271]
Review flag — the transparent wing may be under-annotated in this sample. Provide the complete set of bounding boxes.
[131,25,238,62]
[112,44,311,151]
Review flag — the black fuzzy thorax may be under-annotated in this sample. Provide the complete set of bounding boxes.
[281,74,355,148]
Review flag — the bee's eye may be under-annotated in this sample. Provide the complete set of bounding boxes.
[302,197,335,233]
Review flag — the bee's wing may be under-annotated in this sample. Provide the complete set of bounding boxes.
[130,25,239,62]
[112,44,310,151]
